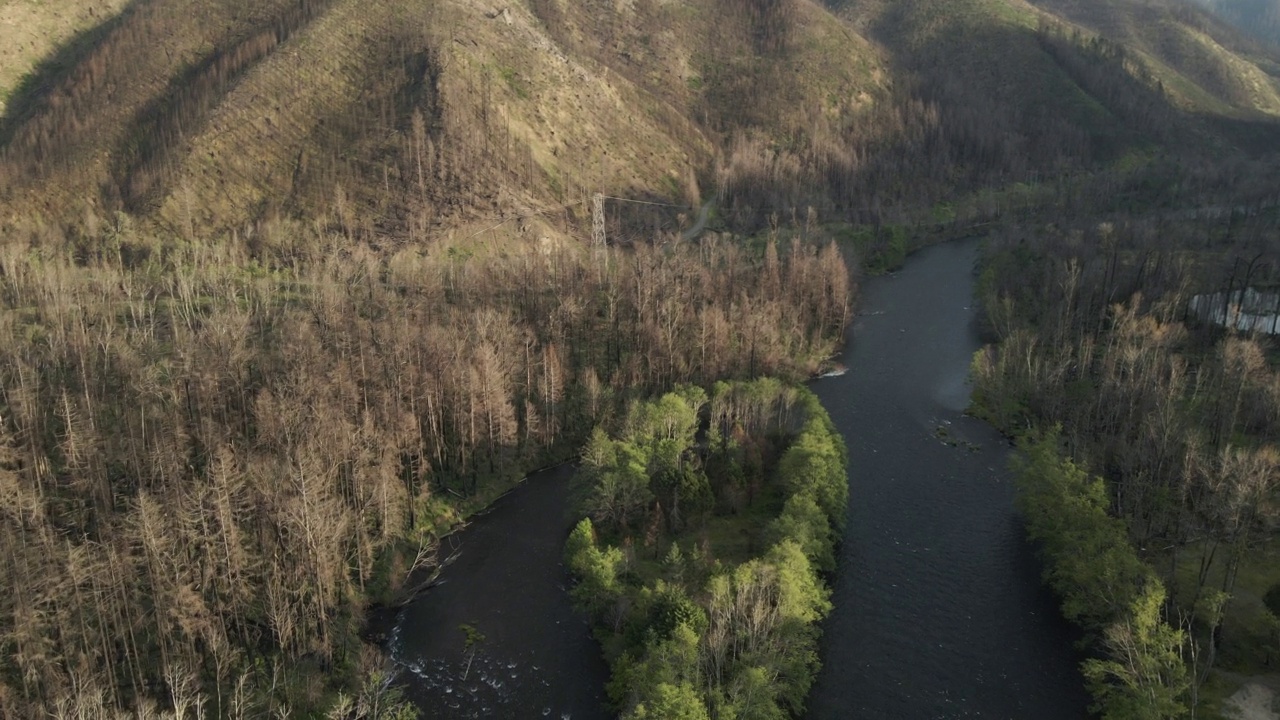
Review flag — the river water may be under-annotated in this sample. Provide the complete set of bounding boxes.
[387,465,609,720]
[806,239,1089,719]
[388,238,1088,719]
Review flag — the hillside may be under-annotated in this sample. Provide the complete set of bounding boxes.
[1191,0,1280,47]
[1028,0,1280,116]
[3,0,1279,244]
[0,0,131,117]
[853,0,1280,151]
[0,0,892,239]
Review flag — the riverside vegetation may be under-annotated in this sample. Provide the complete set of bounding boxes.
[565,380,846,720]
[1011,430,1191,719]
[972,213,1280,718]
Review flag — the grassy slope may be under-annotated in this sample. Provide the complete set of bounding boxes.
[528,0,888,135]
[0,0,131,114]
[1028,0,1280,117]
[3,0,1277,238]
[0,0,886,238]
[153,0,727,235]
[0,0,309,222]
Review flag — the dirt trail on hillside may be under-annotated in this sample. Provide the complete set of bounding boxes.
[681,200,713,240]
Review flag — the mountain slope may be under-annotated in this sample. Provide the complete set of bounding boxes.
[0,0,132,117]
[1190,0,1280,47]
[1028,0,1280,116]
[820,0,1280,197]
[1,0,1278,240]
[0,0,889,238]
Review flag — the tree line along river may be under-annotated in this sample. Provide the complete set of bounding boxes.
[387,238,1089,719]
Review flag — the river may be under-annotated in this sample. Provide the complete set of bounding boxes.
[805,238,1089,718]
[386,238,1088,719]
[386,465,609,720]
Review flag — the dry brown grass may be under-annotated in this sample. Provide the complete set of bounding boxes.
[0,0,889,238]
[0,0,303,222]
[143,0,727,236]
[0,0,131,115]
[1,0,1277,241]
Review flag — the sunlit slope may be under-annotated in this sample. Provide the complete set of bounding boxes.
[0,0,131,117]
[0,0,888,235]
[529,0,888,139]
[1189,0,1280,48]
[832,0,1280,169]
[4,0,1277,235]
[0,0,317,221]
[149,0,733,235]
[1028,0,1280,117]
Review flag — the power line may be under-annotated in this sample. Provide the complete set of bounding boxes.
[460,192,691,245]
[597,195,692,209]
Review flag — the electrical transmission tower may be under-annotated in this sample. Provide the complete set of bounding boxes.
[592,192,606,247]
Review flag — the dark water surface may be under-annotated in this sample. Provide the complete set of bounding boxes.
[389,239,1088,719]
[389,465,608,720]
[806,239,1089,719]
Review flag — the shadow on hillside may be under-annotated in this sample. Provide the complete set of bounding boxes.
[110,0,342,213]
[858,0,1280,175]
[0,1,144,151]
[1202,113,1280,156]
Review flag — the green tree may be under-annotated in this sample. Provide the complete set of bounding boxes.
[644,582,708,642]
[1082,582,1190,720]
[776,423,847,529]
[583,440,654,531]
[565,519,625,617]
[1015,430,1190,719]
[1013,430,1147,627]
[767,493,834,571]
[625,682,710,720]
[725,665,787,720]
[613,623,706,716]
[764,540,828,713]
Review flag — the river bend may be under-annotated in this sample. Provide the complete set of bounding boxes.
[388,239,1089,719]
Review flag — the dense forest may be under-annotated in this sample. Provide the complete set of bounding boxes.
[566,381,846,719]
